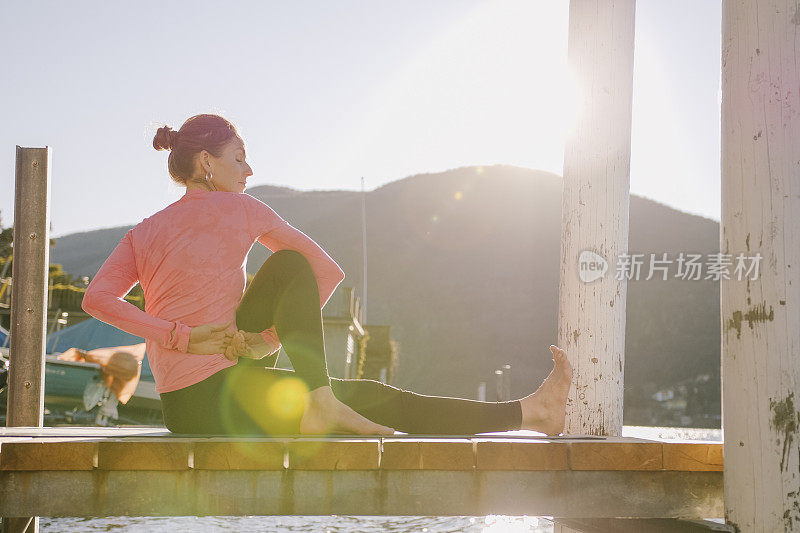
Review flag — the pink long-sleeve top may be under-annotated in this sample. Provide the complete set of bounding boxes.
[81,189,345,394]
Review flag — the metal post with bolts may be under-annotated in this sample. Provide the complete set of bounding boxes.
[2,146,51,533]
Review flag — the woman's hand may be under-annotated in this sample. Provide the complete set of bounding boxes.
[240,331,277,359]
[223,330,277,361]
[224,330,248,361]
[186,322,235,355]
[186,322,279,361]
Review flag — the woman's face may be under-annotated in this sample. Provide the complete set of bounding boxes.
[199,139,253,193]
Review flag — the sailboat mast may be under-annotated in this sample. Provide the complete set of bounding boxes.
[361,177,367,324]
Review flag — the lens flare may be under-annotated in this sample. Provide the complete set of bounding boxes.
[398,173,490,251]
[266,377,308,420]
[218,363,309,435]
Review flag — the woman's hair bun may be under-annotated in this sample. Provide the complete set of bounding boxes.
[153,125,178,151]
[155,113,241,185]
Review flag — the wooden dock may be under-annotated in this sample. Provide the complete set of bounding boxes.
[0,428,723,518]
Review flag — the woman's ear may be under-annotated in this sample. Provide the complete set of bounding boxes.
[196,149,210,173]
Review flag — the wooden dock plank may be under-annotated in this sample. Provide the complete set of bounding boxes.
[0,429,724,473]
[0,441,95,471]
[98,440,191,470]
[0,427,171,438]
[475,439,568,470]
[0,432,725,517]
[379,440,420,469]
[662,441,723,472]
[381,438,474,470]
[193,470,285,515]
[194,440,286,470]
[0,470,724,517]
[288,439,380,470]
[569,441,663,470]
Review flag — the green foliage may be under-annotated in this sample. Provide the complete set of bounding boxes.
[0,210,9,256]
[0,211,144,310]
[354,331,370,379]
[0,227,11,258]
[0,211,57,275]
[49,263,75,286]
[0,256,88,288]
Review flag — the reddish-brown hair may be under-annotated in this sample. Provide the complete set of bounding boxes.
[153,114,243,185]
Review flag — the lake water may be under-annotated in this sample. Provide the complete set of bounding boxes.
[40,516,555,532]
[36,427,722,532]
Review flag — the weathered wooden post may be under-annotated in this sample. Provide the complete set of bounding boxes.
[721,1,800,530]
[2,146,51,533]
[559,0,636,435]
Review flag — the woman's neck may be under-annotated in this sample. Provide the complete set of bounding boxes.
[185,178,215,193]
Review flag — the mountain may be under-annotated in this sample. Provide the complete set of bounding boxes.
[52,165,721,424]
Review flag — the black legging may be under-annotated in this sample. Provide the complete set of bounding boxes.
[160,249,522,435]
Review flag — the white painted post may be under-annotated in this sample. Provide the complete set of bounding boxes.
[560,0,636,436]
[721,1,800,530]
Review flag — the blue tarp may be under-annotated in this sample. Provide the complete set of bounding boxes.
[0,325,8,348]
[46,318,153,378]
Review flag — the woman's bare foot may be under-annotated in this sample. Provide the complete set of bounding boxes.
[300,385,395,435]
[519,345,573,435]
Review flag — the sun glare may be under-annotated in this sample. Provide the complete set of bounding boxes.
[331,0,576,182]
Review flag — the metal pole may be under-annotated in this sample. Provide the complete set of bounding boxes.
[361,177,367,324]
[477,381,486,401]
[502,364,511,401]
[6,146,51,427]
[494,369,504,402]
[47,307,60,337]
[3,147,49,533]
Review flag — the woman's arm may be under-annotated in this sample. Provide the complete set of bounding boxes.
[81,230,193,353]
[256,222,345,308]
[240,194,346,309]
[257,324,282,355]
[230,330,280,360]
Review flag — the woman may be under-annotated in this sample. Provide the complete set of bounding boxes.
[82,113,573,436]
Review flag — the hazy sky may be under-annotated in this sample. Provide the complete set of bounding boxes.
[0,1,721,238]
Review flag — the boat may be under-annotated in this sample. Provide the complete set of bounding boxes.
[0,318,162,425]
